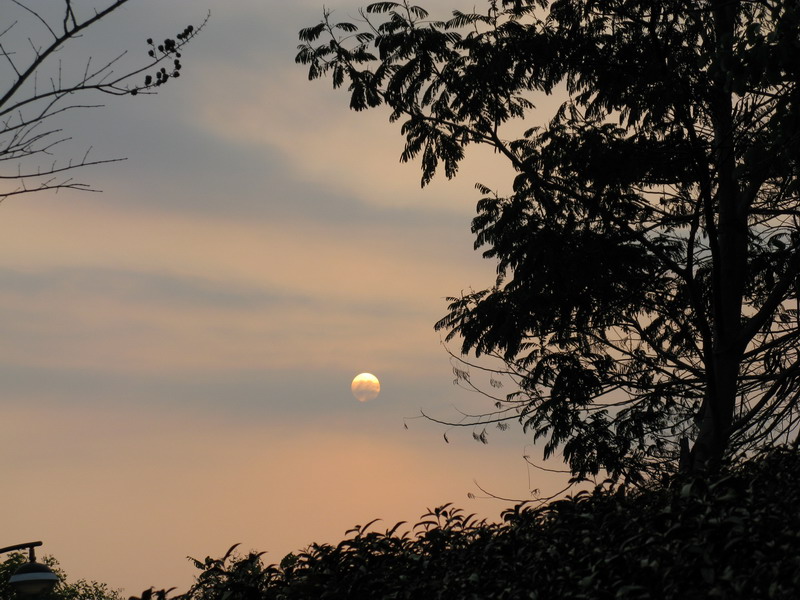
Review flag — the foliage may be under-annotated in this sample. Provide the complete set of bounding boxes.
[296,0,800,480]
[0,554,122,600]
[180,444,800,599]
[0,0,208,202]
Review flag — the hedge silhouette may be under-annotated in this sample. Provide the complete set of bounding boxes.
[176,444,800,599]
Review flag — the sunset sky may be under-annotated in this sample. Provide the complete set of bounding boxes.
[1,1,573,593]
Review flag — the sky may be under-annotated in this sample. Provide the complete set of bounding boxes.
[1,1,574,594]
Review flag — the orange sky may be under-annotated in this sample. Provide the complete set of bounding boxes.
[0,1,574,593]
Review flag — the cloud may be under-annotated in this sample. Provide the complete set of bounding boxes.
[186,60,518,214]
[0,195,492,375]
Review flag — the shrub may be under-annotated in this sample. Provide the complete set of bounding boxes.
[181,445,800,599]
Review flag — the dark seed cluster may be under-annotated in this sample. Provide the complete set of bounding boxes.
[131,24,196,95]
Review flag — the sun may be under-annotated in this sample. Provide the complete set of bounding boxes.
[351,372,380,402]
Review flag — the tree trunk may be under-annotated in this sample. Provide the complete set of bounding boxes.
[690,352,741,472]
[686,0,746,475]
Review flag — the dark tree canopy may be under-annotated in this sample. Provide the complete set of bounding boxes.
[0,0,207,202]
[297,0,800,481]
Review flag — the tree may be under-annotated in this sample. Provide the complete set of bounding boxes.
[0,552,122,600]
[1,0,207,203]
[297,0,800,481]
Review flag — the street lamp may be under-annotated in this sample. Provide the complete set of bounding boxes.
[0,542,59,596]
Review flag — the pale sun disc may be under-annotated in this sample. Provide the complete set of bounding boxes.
[351,372,380,402]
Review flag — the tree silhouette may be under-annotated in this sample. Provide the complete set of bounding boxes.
[297,0,800,481]
[0,0,207,202]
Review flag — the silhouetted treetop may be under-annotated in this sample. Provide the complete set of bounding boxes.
[298,0,800,482]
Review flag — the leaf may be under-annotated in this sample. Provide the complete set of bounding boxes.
[298,23,326,42]
[335,22,359,33]
[366,2,401,14]
[408,5,430,20]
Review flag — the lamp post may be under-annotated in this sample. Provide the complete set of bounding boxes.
[0,542,59,596]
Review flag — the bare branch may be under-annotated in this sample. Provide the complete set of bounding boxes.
[1,2,206,201]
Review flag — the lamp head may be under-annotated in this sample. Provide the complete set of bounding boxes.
[9,554,59,596]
